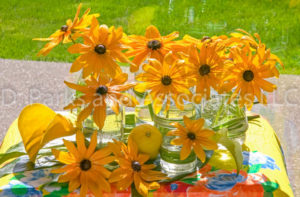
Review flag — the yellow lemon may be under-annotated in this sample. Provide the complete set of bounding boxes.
[129,124,162,159]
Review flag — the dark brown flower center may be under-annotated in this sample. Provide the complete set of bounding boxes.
[199,64,210,76]
[187,132,196,140]
[96,85,108,95]
[60,25,68,32]
[243,70,254,82]
[80,159,92,171]
[161,75,172,86]
[147,40,161,50]
[94,44,106,54]
[131,161,141,172]
[201,36,211,42]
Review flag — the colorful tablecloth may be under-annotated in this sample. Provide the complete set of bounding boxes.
[0,115,294,197]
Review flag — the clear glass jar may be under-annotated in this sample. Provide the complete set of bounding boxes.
[153,102,197,135]
[153,101,198,175]
[133,64,155,126]
[84,106,124,146]
[160,136,197,176]
[201,94,248,144]
[122,106,136,143]
[133,90,154,126]
[121,89,154,143]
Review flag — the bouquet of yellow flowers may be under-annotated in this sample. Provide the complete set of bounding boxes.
[2,3,282,197]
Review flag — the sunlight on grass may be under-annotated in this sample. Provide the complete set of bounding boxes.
[0,0,299,74]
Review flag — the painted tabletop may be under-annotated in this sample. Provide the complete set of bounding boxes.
[0,114,294,197]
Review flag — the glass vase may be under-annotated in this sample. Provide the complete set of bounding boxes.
[84,106,124,146]
[122,106,136,143]
[133,65,155,126]
[160,136,197,176]
[153,102,197,135]
[153,101,198,175]
[201,94,248,144]
[133,90,154,126]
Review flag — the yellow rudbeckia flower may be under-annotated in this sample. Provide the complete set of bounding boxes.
[125,25,186,72]
[34,3,99,56]
[229,29,283,75]
[166,116,218,162]
[108,138,167,196]
[52,131,114,197]
[221,46,278,109]
[134,52,192,114]
[64,73,138,129]
[185,43,230,103]
[68,17,131,78]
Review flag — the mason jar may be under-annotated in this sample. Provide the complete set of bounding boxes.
[84,106,124,146]
[153,102,198,175]
[160,136,197,176]
[201,94,248,145]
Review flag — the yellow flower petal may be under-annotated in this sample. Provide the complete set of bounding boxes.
[52,149,76,165]
[63,139,80,160]
[198,138,218,150]
[109,168,131,183]
[85,131,98,158]
[193,143,206,162]
[68,43,90,54]
[68,178,81,192]
[77,103,93,124]
[76,131,87,155]
[93,105,106,130]
[145,25,161,39]
[180,142,192,160]
[134,173,148,197]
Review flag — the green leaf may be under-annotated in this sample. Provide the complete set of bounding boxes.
[147,104,154,121]
[0,142,26,165]
[214,129,243,175]
[0,156,33,178]
[0,152,26,165]
[5,142,25,153]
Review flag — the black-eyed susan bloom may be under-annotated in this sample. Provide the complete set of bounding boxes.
[108,138,167,196]
[185,43,230,103]
[166,116,217,162]
[51,131,114,197]
[64,73,138,129]
[221,46,278,109]
[124,25,187,72]
[68,17,131,78]
[134,52,193,114]
[34,3,99,56]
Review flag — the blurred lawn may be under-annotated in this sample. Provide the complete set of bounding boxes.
[0,0,299,74]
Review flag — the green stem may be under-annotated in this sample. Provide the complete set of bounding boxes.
[131,184,143,197]
[147,104,154,121]
[211,96,226,127]
[247,115,260,121]
[70,34,76,44]
[166,108,170,119]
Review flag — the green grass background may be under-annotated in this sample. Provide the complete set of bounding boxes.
[0,0,299,74]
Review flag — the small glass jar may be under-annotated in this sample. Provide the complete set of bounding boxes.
[84,106,124,146]
[133,91,154,126]
[133,64,155,126]
[153,101,198,175]
[160,136,197,176]
[201,94,248,144]
[122,106,136,143]
[153,102,197,135]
